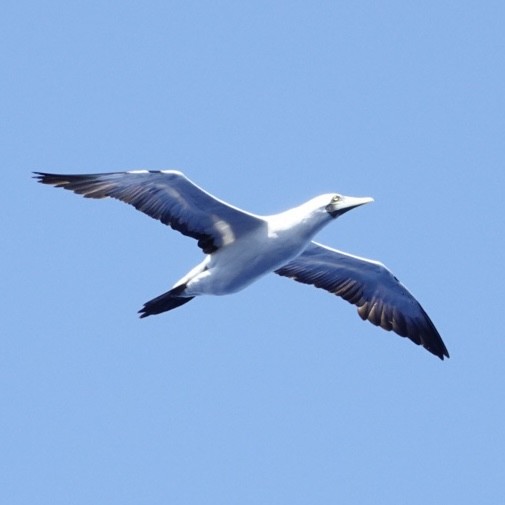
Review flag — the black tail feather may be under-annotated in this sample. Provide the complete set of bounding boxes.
[139,285,194,318]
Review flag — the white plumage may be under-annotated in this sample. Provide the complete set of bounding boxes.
[35,170,449,360]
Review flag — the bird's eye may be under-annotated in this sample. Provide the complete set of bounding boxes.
[331,195,341,203]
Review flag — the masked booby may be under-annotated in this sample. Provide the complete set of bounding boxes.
[34,170,449,360]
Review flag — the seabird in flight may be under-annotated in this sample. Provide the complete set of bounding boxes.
[34,170,449,360]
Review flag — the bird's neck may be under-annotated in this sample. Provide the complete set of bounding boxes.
[268,205,332,243]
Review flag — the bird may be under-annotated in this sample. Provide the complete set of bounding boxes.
[34,170,449,360]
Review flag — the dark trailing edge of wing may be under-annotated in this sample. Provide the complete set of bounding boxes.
[34,171,221,253]
[275,244,449,360]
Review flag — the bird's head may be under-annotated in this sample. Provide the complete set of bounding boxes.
[324,193,374,218]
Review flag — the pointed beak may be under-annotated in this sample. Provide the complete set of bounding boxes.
[342,195,374,208]
[326,195,374,218]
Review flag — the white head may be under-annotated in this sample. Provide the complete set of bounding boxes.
[323,193,374,218]
[276,193,374,240]
[298,193,374,220]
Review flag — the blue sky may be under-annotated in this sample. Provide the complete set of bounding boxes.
[2,1,505,503]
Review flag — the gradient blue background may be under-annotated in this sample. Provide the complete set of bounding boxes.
[3,1,504,503]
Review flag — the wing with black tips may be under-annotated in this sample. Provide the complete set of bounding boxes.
[276,242,449,360]
[34,170,264,253]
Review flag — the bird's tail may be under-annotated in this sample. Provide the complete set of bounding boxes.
[139,284,194,318]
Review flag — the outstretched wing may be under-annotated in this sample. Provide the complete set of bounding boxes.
[34,170,264,253]
[275,242,449,359]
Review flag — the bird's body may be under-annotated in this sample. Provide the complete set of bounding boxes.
[181,194,347,296]
[35,170,449,360]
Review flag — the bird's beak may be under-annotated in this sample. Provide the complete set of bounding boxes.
[326,195,374,218]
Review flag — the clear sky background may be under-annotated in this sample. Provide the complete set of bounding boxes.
[2,1,505,503]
